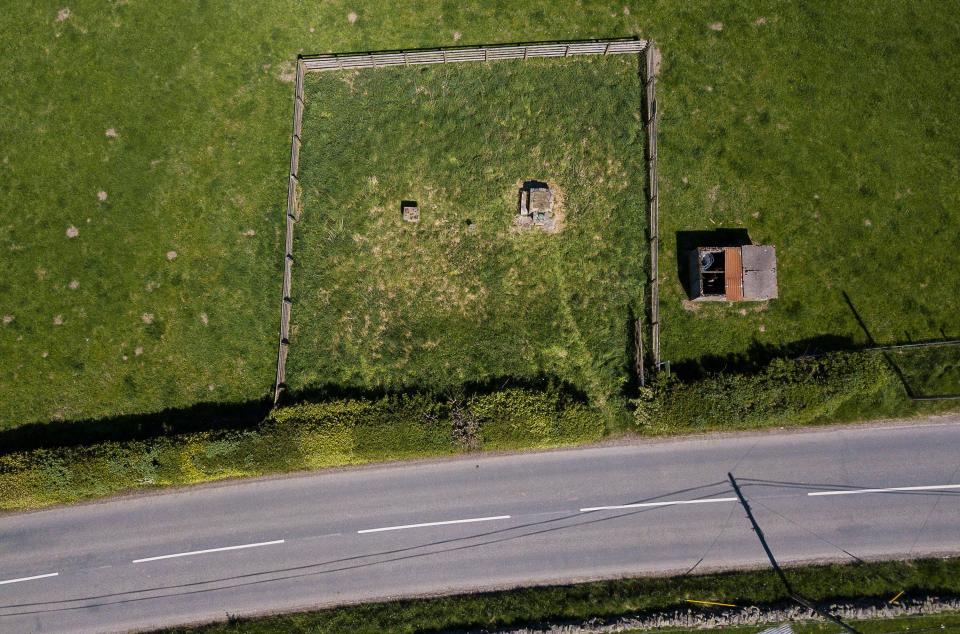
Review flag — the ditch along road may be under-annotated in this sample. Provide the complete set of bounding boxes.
[1,417,959,633]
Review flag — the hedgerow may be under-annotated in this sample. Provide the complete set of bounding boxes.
[0,388,604,511]
[634,351,892,434]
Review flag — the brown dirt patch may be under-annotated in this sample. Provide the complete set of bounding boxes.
[682,299,701,312]
[141,313,154,324]
[278,61,296,84]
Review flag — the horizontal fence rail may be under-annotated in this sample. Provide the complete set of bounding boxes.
[301,39,647,72]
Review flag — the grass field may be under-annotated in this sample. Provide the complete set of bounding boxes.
[2,1,958,434]
[655,2,960,373]
[287,55,647,414]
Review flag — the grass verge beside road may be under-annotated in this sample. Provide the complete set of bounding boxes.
[151,558,960,633]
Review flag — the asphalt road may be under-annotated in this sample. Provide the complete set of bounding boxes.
[1,418,959,633]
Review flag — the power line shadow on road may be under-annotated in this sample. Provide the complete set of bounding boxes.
[0,482,734,617]
[738,478,960,498]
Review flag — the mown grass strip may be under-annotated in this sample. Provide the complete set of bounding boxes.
[150,558,960,633]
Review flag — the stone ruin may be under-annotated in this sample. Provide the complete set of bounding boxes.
[516,181,555,231]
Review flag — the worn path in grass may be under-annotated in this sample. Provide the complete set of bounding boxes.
[1,417,958,633]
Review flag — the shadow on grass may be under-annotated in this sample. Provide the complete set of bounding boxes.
[0,397,273,455]
[282,373,590,407]
[2,373,592,456]
[670,334,859,380]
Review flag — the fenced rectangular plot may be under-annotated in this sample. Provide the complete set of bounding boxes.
[285,52,648,409]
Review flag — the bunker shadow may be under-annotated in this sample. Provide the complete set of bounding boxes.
[283,373,590,408]
[0,397,273,455]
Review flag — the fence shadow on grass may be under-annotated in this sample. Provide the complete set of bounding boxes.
[282,373,590,408]
[670,334,860,380]
[0,397,273,455]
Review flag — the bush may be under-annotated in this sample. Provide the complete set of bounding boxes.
[634,351,892,434]
[0,389,604,511]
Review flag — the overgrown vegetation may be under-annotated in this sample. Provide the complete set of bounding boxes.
[635,351,888,433]
[2,346,954,512]
[636,349,960,434]
[289,54,647,422]
[152,558,960,633]
[0,388,603,510]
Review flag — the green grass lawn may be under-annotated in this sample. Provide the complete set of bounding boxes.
[655,2,960,372]
[287,55,647,415]
[2,0,958,434]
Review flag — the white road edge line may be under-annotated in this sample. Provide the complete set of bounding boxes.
[132,539,285,563]
[0,572,59,586]
[358,515,511,534]
[580,497,737,512]
[807,484,960,497]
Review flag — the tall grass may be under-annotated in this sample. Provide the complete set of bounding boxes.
[289,55,647,422]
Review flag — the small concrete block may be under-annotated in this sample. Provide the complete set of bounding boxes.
[743,268,779,300]
[742,244,776,271]
[401,201,420,223]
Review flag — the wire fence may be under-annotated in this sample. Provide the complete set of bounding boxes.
[274,39,651,403]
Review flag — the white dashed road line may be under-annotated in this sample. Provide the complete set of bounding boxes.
[807,484,960,497]
[580,497,737,512]
[0,572,59,586]
[358,515,512,534]
[132,539,285,563]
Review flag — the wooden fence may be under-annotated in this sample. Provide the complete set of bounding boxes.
[642,43,661,370]
[274,39,652,403]
[274,59,305,403]
[301,39,647,72]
